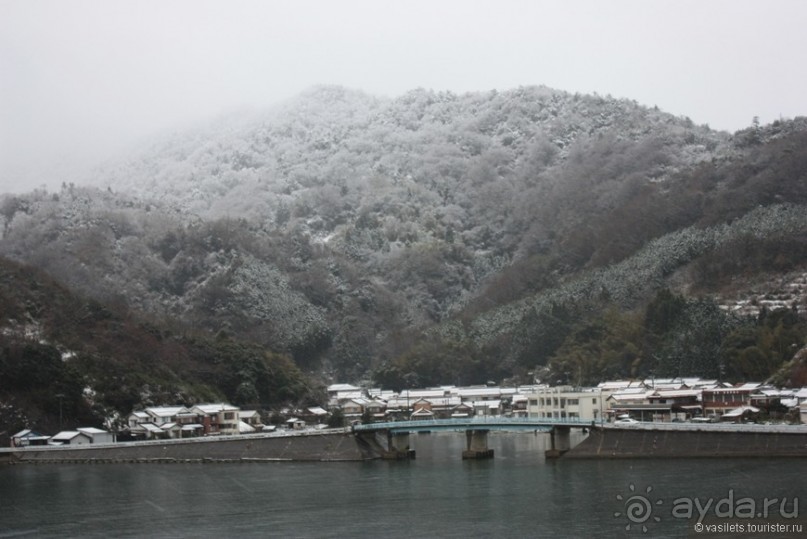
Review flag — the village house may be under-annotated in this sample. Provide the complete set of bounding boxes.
[364,399,387,421]
[327,383,367,410]
[472,399,503,417]
[127,406,194,439]
[50,430,93,446]
[191,403,241,436]
[410,399,435,419]
[145,406,191,426]
[526,386,604,422]
[238,410,263,433]
[341,398,369,420]
[510,394,529,417]
[10,429,50,447]
[702,384,759,418]
[643,389,703,421]
[77,427,115,444]
[720,405,761,423]
[450,402,474,418]
[299,407,329,425]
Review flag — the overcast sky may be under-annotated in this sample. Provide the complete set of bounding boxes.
[2,0,806,193]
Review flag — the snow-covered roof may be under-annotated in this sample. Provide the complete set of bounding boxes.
[781,398,799,408]
[684,379,718,388]
[598,380,646,390]
[457,387,503,398]
[141,423,164,434]
[327,383,359,392]
[472,399,501,409]
[192,403,239,414]
[414,396,461,407]
[704,386,757,394]
[650,389,701,399]
[77,427,107,435]
[307,406,328,415]
[400,389,453,399]
[238,421,256,433]
[146,406,190,417]
[335,391,365,401]
[794,388,807,399]
[722,405,760,418]
[51,430,90,441]
[608,390,653,402]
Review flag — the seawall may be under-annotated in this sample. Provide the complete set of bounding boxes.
[565,426,807,458]
[2,430,377,464]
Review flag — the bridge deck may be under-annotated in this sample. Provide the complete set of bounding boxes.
[352,417,595,433]
[352,417,807,435]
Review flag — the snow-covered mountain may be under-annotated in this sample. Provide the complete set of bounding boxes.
[2,85,806,393]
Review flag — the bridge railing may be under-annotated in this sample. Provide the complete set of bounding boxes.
[351,416,597,432]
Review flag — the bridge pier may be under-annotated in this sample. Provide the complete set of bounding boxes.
[546,426,571,459]
[462,429,494,460]
[384,431,416,460]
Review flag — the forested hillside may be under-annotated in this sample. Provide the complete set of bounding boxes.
[2,85,806,425]
[0,257,311,444]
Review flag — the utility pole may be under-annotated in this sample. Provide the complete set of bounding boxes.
[56,393,65,429]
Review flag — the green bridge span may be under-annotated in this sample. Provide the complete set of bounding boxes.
[352,417,595,459]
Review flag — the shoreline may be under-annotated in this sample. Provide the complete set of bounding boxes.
[564,426,807,458]
[1,428,376,464]
[4,424,807,463]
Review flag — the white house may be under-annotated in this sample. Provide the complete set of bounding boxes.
[50,431,93,446]
[145,406,192,426]
[77,427,115,444]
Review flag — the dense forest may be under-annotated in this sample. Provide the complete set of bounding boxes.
[2,85,806,436]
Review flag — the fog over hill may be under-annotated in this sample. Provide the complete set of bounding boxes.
[2,86,807,430]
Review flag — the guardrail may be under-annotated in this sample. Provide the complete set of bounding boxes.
[353,417,807,434]
[0,427,352,454]
[608,422,807,434]
[352,416,597,432]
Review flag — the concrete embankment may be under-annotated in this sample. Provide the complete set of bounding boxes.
[2,430,378,464]
[565,426,807,458]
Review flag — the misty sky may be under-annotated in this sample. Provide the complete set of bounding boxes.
[2,0,806,193]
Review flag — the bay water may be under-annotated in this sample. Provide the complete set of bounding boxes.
[1,431,805,538]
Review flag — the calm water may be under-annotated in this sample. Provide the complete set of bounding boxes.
[1,432,805,538]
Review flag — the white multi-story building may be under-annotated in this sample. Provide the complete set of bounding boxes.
[526,386,605,422]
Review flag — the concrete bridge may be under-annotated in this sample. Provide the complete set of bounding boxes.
[352,417,597,459]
